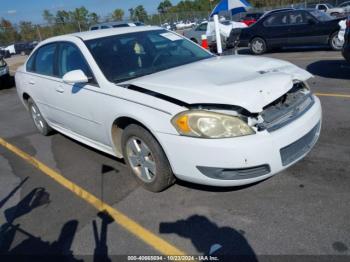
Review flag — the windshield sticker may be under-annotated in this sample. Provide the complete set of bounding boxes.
[160,32,182,41]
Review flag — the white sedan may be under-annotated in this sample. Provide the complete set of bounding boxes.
[15,26,322,192]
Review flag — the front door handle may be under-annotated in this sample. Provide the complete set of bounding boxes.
[29,80,35,85]
[55,86,64,93]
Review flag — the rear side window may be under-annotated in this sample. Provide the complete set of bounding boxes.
[289,11,306,25]
[264,13,289,26]
[34,44,56,76]
[57,42,93,81]
[26,53,36,72]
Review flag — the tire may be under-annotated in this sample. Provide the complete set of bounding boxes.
[342,48,350,62]
[121,124,175,192]
[28,98,53,136]
[330,31,343,51]
[250,37,267,55]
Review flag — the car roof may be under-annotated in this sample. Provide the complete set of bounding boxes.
[42,26,163,43]
[264,8,295,14]
[90,21,134,27]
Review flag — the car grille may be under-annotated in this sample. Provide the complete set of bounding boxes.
[197,164,271,180]
[280,122,321,166]
[258,83,315,132]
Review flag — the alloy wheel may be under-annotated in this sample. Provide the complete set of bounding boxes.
[30,105,45,132]
[252,40,264,54]
[332,35,343,50]
[126,136,157,183]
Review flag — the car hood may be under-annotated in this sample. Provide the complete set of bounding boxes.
[128,55,312,113]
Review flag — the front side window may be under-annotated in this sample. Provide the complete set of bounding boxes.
[85,30,213,83]
[196,23,207,31]
[34,44,56,76]
[318,4,327,11]
[26,52,36,72]
[57,42,93,79]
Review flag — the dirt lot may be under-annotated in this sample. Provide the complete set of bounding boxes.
[0,49,349,261]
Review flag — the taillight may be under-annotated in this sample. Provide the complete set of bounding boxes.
[347,18,350,28]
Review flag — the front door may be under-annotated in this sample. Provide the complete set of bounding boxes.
[287,11,317,46]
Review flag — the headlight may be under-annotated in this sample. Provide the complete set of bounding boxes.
[171,110,255,138]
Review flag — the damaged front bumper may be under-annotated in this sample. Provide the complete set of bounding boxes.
[155,95,322,187]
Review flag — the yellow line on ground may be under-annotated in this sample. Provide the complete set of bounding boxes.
[315,93,350,98]
[0,137,186,256]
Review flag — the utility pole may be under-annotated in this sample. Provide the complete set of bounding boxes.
[36,25,42,41]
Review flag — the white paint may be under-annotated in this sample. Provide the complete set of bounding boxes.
[15,26,322,188]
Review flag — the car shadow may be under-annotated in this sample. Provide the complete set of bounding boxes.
[159,215,257,261]
[307,59,350,80]
[0,75,15,90]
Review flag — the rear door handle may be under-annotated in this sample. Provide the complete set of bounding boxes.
[55,86,64,93]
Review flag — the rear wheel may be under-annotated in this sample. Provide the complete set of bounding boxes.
[330,31,343,51]
[121,124,175,192]
[250,37,267,55]
[28,98,53,136]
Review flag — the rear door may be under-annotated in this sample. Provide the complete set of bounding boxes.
[261,12,291,47]
[24,43,59,123]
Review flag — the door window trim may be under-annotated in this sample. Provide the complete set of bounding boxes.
[26,41,99,87]
[56,41,99,87]
[26,43,58,77]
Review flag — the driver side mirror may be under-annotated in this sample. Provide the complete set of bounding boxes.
[62,70,89,84]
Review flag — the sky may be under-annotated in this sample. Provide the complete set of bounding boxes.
[0,0,182,24]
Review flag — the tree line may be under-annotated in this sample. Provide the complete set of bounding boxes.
[1,0,319,46]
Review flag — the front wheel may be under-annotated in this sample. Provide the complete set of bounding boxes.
[121,124,175,192]
[330,31,343,51]
[250,37,267,55]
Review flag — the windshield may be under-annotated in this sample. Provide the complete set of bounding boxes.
[310,10,334,21]
[325,3,334,8]
[85,29,213,83]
